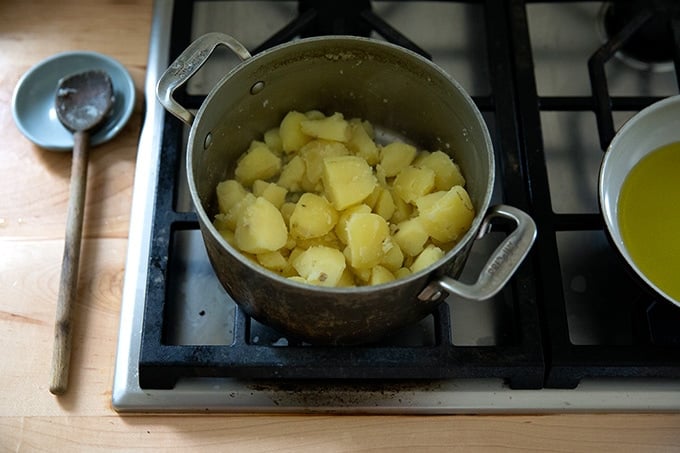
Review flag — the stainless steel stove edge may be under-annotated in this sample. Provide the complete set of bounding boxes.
[113,376,680,414]
[112,0,174,411]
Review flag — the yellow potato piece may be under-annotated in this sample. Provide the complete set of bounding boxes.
[392,217,429,257]
[415,150,466,191]
[347,119,379,165]
[394,267,412,279]
[299,140,349,184]
[335,203,372,244]
[234,142,282,186]
[294,231,342,251]
[300,112,351,142]
[289,193,339,240]
[280,110,312,152]
[392,165,436,204]
[380,240,404,272]
[379,141,417,177]
[223,192,256,230]
[279,201,296,225]
[216,179,247,214]
[374,188,396,221]
[322,155,377,210]
[337,268,356,287]
[410,244,445,273]
[256,250,289,273]
[292,245,347,287]
[416,185,475,243]
[389,188,413,224]
[252,180,287,209]
[370,265,396,285]
[277,155,306,191]
[234,197,288,254]
[345,212,390,270]
[263,128,283,154]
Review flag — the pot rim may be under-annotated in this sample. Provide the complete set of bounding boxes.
[598,93,680,307]
[186,35,496,294]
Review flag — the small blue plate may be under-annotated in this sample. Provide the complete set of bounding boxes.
[12,51,136,151]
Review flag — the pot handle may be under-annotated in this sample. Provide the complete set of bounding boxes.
[156,32,252,126]
[418,204,536,302]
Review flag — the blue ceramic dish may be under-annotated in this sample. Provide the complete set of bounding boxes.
[12,51,135,151]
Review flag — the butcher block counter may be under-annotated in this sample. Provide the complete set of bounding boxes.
[1,1,679,451]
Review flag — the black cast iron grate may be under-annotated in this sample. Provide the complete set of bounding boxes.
[138,0,680,390]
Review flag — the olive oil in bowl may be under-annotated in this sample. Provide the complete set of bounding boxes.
[618,141,680,302]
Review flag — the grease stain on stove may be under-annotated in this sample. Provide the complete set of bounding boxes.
[247,380,444,407]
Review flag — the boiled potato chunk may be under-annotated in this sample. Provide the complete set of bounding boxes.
[345,213,390,269]
[289,193,339,240]
[300,112,350,142]
[279,201,297,224]
[395,267,412,279]
[292,245,346,287]
[215,223,235,247]
[305,109,326,120]
[234,142,281,186]
[416,185,475,243]
[380,240,404,272]
[216,179,247,214]
[392,165,436,204]
[263,128,283,154]
[234,197,288,254]
[280,110,312,152]
[379,141,417,177]
[256,250,290,273]
[213,109,474,288]
[252,180,287,209]
[322,155,377,210]
[392,217,430,257]
[415,150,465,191]
[390,188,413,224]
[410,244,445,273]
[370,265,396,285]
[223,192,256,230]
[335,203,372,244]
[337,268,356,287]
[374,188,396,220]
[294,231,342,251]
[299,140,349,184]
[347,119,379,165]
[277,155,306,191]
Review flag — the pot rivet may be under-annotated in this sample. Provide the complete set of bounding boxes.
[250,81,265,95]
[204,132,212,150]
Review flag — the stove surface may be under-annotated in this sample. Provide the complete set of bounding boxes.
[112,0,680,412]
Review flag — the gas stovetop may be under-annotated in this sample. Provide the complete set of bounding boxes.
[112,0,680,413]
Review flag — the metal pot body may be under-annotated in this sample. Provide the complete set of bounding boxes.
[157,34,536,344]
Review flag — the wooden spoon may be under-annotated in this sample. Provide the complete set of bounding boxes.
[50,70,114,395]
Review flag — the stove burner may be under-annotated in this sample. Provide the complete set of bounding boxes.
[601,1,680,71]
[298,0,372,37]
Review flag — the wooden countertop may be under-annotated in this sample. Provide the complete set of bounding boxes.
[1,1,678,451]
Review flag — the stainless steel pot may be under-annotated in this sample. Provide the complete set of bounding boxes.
[157,33,537,344]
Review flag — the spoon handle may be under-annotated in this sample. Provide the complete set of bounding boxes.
[50,130,89,395]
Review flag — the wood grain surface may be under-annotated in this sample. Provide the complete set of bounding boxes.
[1,1,679,451]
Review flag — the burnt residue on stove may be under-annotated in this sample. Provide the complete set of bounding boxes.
[246,379,446,407]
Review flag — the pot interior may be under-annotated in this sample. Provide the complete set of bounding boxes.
[188,36,494,262]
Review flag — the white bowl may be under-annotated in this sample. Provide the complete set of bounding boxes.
[599,94,680,307]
